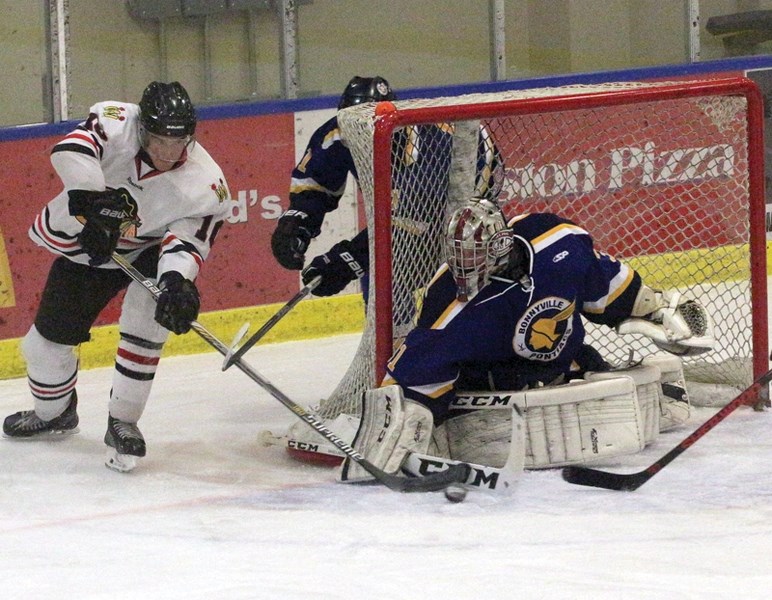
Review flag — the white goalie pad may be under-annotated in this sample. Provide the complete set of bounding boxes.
[447,377,646,469]
[445,404,519,467]
[402,403,525,492]
[584,363,662,444]
[617,290,716,356]
[339,385,433,483]
[587,354,690,436]
[280,359,688,470]
[642,354,691,431]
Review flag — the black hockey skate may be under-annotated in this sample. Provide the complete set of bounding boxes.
[104,415,146,473]
[3,392,79,438]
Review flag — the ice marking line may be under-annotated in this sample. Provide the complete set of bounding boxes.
[0,480,335,534]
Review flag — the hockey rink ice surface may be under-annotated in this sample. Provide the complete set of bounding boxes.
[2,332,772,599]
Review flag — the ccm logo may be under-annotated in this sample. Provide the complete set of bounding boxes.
[288,440,320,452]
[553,250,569,263]
[451,394,514,408]
[414,457,501,489]
[376,396,393,443]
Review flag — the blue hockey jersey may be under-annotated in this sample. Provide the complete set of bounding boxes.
[384,212,643,421]
[287,116,501,265]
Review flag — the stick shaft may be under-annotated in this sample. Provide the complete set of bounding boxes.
[222,276,320,370]
[112,254,467,492]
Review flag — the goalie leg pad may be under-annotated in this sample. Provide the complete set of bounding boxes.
[285,412,359,460]
[523,378,645,468]
[584,364,662,444]
[429,421,451,459]
[642,354,690,431]
[339,385,433,483]
[445,409,517,468]
[448,379,645,469]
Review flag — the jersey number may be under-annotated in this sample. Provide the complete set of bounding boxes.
[195,216,224,244]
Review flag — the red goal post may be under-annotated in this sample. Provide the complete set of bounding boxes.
[318,77,767,425]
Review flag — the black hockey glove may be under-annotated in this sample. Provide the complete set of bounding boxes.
[68,188,137,266]
[271,210,314,270]
[302,239,365,297]
[154,271,200,335]
[77,219,121,266]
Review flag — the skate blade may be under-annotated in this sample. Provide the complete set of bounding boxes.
[3,427,80,440]
[105,448,140,473]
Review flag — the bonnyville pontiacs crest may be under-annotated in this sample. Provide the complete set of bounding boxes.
[514,296,575,361]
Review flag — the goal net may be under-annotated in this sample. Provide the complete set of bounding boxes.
[290,77,768,457]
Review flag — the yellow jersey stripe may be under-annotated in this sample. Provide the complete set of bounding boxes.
[583,263,635,314]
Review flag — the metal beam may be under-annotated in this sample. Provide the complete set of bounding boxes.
[49,0,71,121]
[489,0,506,81]
[278,0,299,98]
[687,0,701,62]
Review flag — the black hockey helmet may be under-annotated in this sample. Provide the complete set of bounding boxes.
[139,81,197,137]
[338,76,395,110]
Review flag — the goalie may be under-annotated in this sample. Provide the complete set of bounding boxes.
[342,197,715,482]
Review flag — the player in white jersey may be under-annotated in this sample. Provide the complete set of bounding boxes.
[3,81,231,472]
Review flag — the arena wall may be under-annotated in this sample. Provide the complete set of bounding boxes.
[1,56,771,379]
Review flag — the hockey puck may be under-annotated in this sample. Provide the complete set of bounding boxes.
[444,484,467,503]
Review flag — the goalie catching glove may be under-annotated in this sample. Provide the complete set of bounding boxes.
[68,188,138,266]
[154,271,200,334]
[616,287,715,356]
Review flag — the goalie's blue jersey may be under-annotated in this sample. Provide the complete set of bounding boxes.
[384,212,643,419]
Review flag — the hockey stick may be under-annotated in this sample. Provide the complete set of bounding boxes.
[221,276,321,371]
[562,367,772,491]
[403,453,519,492]
[402,401,527,493]
[112,253,469,492]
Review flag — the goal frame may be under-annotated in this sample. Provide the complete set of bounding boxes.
[369,77,768,387]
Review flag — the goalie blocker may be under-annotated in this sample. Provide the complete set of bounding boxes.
[338,355,691,490]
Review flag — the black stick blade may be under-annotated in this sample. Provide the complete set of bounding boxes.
[561,465,652,491]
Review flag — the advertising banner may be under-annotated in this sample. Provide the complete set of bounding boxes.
[0,107,364,344]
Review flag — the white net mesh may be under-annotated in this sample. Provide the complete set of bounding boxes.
[318,79,766,422]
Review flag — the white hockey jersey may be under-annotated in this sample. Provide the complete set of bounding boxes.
[29,101,231,281]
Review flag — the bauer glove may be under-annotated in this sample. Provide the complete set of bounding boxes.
[302,239,365,297]
[77,219,121,266]
[68,188,138,266]
[271,210,314,270]
[155,271,200,335]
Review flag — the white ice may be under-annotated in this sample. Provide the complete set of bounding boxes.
[2,332,772,600]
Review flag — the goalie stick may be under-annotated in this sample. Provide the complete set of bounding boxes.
[221,275,321,371]
[111,253,469,493]
[562,367,772,491]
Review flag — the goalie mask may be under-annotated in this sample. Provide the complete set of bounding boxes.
[338,76,396,110]
[444,198,517,302]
